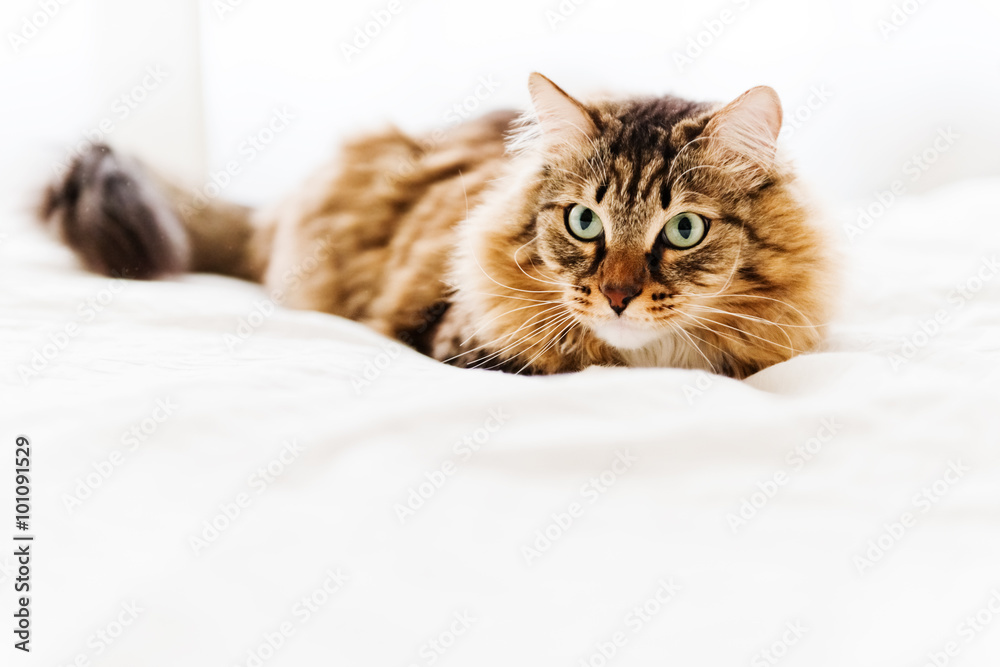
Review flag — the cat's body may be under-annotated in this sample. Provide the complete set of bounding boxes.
[40,74,835,377]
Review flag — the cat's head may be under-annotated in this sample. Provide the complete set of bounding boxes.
[453,74,833,377]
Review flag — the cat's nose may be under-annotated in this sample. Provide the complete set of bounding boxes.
[601,283,642,316]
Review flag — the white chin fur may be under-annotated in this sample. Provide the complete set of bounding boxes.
[591,319,664,350]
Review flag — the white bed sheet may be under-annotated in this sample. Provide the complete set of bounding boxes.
[2,177,1000,666]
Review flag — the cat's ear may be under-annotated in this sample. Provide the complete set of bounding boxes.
[704,86,783,169]
[528,73,597,146]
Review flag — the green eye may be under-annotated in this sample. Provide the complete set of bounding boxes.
[565,204,604,241]
[662,212,708,249]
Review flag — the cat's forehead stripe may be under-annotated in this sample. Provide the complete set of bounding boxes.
[595,98,709,211]
[659,182,671,211]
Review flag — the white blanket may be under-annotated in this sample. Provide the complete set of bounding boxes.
[3,177,1000,666]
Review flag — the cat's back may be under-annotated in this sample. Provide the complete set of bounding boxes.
[260,108,521,341]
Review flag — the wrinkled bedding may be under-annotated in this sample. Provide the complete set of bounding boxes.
[3,177,1000,666]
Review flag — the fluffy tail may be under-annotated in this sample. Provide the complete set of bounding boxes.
[38,143,267,281]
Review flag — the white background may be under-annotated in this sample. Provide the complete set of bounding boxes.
[2,0,998,207]
[2,2,1000,666]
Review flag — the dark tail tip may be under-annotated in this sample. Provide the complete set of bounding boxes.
[39,143,189,280]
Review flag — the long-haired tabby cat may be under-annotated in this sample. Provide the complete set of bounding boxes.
[40,73,834,378]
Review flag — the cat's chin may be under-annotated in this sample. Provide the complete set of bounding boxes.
[590,319,664,351]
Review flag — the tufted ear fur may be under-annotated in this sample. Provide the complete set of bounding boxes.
[527,72,597,147]
[701,86,783,183]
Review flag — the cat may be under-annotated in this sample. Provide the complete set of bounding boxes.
[38,73,835,378]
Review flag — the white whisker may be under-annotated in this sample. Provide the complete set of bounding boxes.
[678,310,798,354]
[667,321,718,374]
[514,318,579,375]
[685,304,794,348]
[453,300,568,352]
[472,311,576,370]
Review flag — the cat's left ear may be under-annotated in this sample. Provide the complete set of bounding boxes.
[704,86,783,167]
[528,73,597,146]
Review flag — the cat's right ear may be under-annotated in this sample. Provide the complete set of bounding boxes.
[704,86,783,162]
[699,86,783,179]
[528,73,597,146]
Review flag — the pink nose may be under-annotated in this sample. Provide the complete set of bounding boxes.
[600,283,641,315]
